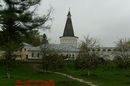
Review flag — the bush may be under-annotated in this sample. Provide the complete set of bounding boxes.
[75,36,105,69]
[42,54,65,70]
[75,53,106,69]
[113,56,130,69]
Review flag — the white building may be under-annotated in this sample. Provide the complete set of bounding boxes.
[23,11,79,60]
[21,11,127,61]
[1,11,129,61]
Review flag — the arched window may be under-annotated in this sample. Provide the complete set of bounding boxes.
[60,54,63,57]
[97,49,100,51]
[37,53,40,58]
[103,49,106,51]
[92,49,95,51]
[32,53,34,57]
[69,54,71,58]
[108,49,111,51]
[72,54,75,59]
[72,54,74,57]
[26,55,28,59]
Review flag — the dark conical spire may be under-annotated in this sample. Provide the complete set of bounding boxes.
[43,33,47,39]
[67,11,71,16]
[62,11,75,37]
[42,33,48,44]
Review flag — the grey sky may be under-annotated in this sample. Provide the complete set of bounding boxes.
[38,0,130,47]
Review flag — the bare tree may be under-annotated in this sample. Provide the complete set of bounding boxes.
[40,46,64,72]
[40,34,64,72]
[115,39,130,59]
[75,35,101,69]
[79,36,100,56]
[114,39,130,68]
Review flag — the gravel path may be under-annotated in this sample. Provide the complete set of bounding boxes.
[47,71,98,86]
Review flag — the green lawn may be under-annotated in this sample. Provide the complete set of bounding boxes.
[0,62,88,86]
[56,62,130,86]
[1,61,130,86]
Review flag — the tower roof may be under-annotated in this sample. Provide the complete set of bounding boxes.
[67,11,71,16]
[61,11,77,38]
[43,33,47,39]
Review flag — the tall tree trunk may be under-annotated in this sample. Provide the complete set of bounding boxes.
[4,51,15,78]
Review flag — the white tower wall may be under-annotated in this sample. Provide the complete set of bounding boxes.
[60,37,78,47]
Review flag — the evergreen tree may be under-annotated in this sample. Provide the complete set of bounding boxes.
[42,33,48,44]
[0,0,51,78]
[22,30,42,46]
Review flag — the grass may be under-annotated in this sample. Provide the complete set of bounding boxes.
[56,61,130,86]
[1,60,130,86]
[0,61,88,86]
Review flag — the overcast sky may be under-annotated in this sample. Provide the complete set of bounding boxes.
[37,0,130,47]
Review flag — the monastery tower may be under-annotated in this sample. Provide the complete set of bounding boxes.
[60,11,78,47]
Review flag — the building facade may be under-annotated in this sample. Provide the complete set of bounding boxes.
[20,11,79,60]
[14,11,128,61]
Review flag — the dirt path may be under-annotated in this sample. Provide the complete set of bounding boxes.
[47,71,98,86]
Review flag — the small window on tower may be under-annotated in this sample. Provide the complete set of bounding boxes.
[26,55,28,59]
[37,53,40,58]
[32,53,34,57]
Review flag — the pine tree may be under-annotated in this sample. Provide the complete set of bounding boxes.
[0,0,51,78]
